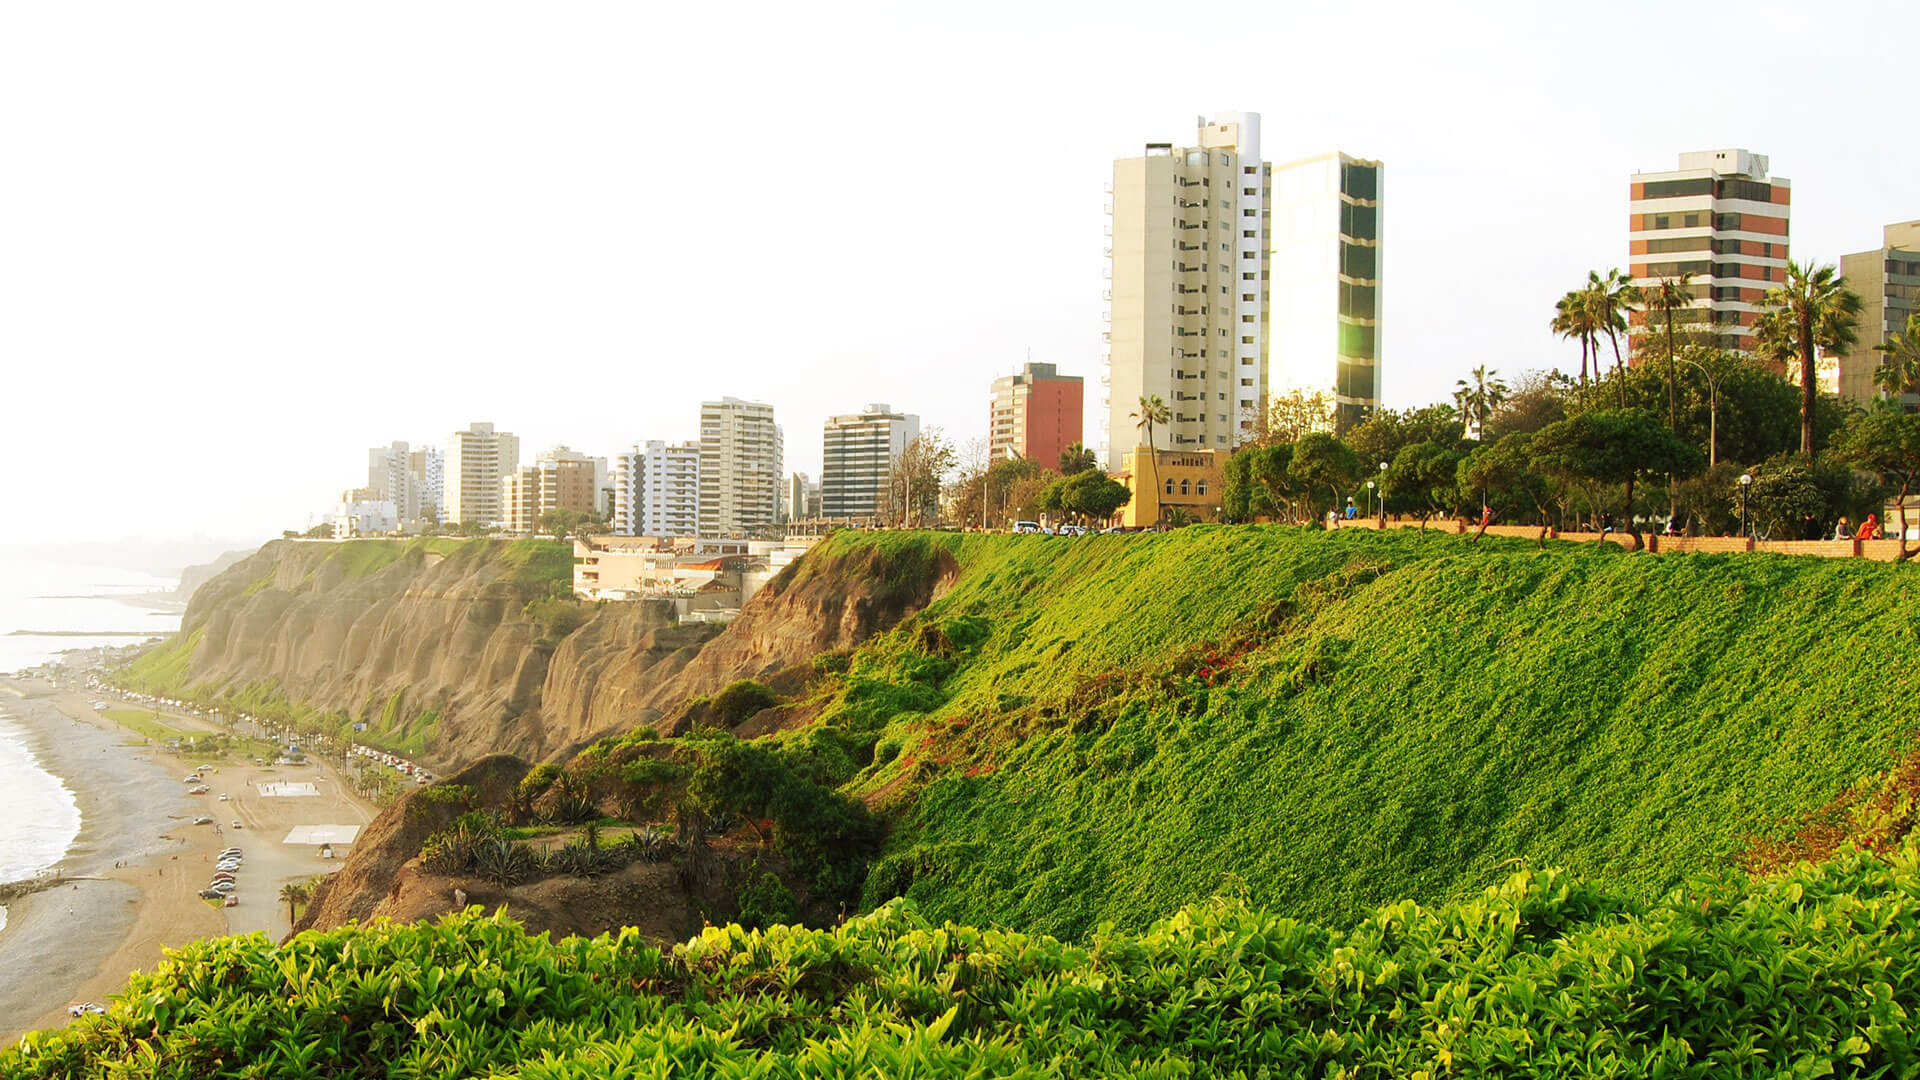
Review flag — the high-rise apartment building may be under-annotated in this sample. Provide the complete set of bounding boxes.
[822,404,919,519]
[616,440,701,538]
[499,449,599,535]
[1838,221,1920,407]
[989,362,1083,466]
[1269,152,1384,431]
[409,446,443,524]
[1629,149,1791,354]
[698,398,781,538]
[1105,113,1270,464]
[444,422,520,526]
[367,442,442,527]
[368,442,416,522]
[784,473,814,522]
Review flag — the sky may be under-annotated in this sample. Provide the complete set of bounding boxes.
[2,0,1915,543]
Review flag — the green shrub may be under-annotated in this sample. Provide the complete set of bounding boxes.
[11,846,1920,1078]
[734,870,799,930]
[709,680,781,724]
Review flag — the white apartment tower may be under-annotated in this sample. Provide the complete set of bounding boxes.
[614,440,701,538]
[410,446,443,524]
[1270,152,1384,430]
[367,442,417,523]
[443,422,520,526]
[822,404,920,519]
[698,399,781,537]
[1105,112,1270,464]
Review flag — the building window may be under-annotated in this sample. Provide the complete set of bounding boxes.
[1197,480,1208,496]
[1180,479,1190,495]
[1241,314,1254,323]
[1243,208,1256,217]
[1642,178,1713,199]
[1165,479,1175,495]
[1340,243,1377,279]
[1243,272,1255,280]
[1241,335,1255,344]
[1342,162,1379,200]
[1243,230,1256,238]
[1244,165,1256,174]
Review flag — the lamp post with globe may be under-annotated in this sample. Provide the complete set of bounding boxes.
[1738,472,1753,539]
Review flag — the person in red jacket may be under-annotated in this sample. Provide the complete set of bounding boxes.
[1858,513,1880,541]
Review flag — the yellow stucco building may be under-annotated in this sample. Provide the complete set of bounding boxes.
[1112,448,1225,527]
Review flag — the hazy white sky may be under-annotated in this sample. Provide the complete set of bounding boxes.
[3,0,1914,542]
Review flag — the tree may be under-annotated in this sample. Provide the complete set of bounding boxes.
[945,438,992,529]
[1058,442,1098,475]
[279,880,311,930]
[1458,433,1554,545]
[1131,395,1170,451]
[536,508,600,541]
[974,456,1054,526]
[1640,272,1696,430]
[1038,469,1132,525]
[1288,433,1359,525]
[1553,288,1598,388]
[1874,312,1920,403]
[882,429,957,527]
[1835,409,1920,555]
[1346,406,1465,474]
[1452,367,1508,439]
[1529,409,1703,549]
[1756,260,1863,458]
[1738,459,1827,541]
[1589,269,1639,407]
[1485,370,1573,440]
[1246,388,1336,446]
[1385,441,1463,532]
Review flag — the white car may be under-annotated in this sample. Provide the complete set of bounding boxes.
[218,794,229,801]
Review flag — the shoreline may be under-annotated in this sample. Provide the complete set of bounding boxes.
[0,680,220,1042]
[0,679,380,1045]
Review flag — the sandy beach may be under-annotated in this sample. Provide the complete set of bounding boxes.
[0,679,377,1044]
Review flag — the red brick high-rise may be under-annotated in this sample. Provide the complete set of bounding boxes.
[989,362,1083,469]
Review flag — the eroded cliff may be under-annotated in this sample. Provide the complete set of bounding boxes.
[142,535,956,768]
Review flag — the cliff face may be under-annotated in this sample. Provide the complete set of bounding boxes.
[177,540,696,766]
[167,536,956,768]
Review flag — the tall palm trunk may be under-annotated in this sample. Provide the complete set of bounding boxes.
[1663,307,1678,431]
[1579,334,1589,386]
[1606,327,1627,407]
[1799,316,1817,458]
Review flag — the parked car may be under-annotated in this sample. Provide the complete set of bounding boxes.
[191,816,214,825]
[1013,520,1043,534]
[217,793,229,801]
[1057,525,1087,537]
[223,896,239,908]
[67,1002,106,1017]
[232,820,244,829]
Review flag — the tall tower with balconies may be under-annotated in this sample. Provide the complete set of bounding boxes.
[1628,149,1791,355]
[1103,113,1270,466]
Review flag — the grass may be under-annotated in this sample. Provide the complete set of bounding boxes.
[100,707,187,742]
[116,628,202,696]
[768,528,1920,940]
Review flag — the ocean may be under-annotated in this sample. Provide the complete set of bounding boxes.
[0,558,183,929]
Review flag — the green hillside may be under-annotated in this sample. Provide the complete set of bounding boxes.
[9,846,1918,1077]
[769,528,1920,938]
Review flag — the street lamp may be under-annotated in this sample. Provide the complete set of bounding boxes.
[1738,472,1752,538]
[1366,479,1376,522]
[1678,356,1722,468]
[1377,462,1389,526]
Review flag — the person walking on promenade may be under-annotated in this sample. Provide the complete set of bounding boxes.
[1834,516,1854,540]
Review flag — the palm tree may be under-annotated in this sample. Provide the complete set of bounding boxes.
[1590,269,1638,407]
[1874,312,1920,404]
[280,881,310,930]
[1452,365,1509,438]
[1758,260,1864,457]
[1552,290,1596,388]
[1640,273,1695,430]
[1131,394,1171,451]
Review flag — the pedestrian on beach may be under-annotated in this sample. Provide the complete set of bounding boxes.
[1834,516,1853,540]
[1859,513,1880,541]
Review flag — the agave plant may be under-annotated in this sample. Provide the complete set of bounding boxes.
[472,840,534,887]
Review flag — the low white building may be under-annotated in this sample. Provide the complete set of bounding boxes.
[329,489,398,538]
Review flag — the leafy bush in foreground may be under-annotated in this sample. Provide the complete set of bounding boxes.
[8,845,1920,1078]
